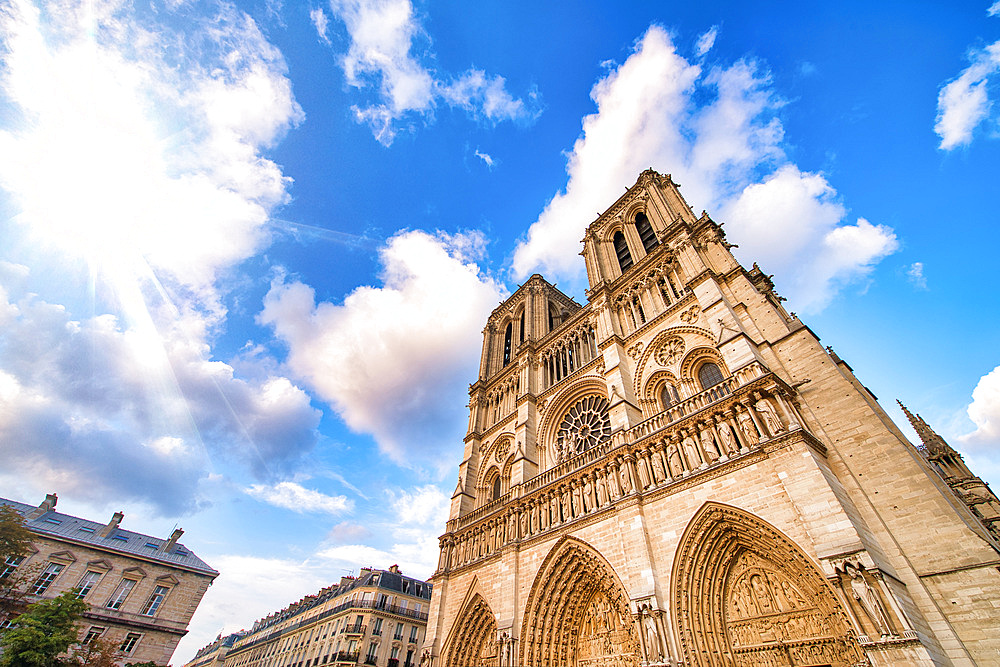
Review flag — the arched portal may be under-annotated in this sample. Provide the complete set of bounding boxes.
[521,537,639,667]
[444,593,497,667]
[671,502,865,667]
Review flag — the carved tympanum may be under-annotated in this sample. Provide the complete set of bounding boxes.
[445,593,497,667]
[673,503,863,667]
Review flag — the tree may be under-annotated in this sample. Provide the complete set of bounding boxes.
[0,591,87,667]
[66,637,121,667]
[0,506,41,625]
[0,507,33,563]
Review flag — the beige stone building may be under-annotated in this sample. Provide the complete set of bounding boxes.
[224,566,430,667]
[1,493,218,665]
[423,169,1000,667]
[183,632,246,667]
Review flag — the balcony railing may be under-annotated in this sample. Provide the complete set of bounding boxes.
[364,657,376,666]
[333,651,360,663]
[342,623,365,635]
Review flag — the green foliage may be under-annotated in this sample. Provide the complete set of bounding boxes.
[124,662,160,667]
[0,506,32,563]
[0,591,87,667]
[67,636,121,667]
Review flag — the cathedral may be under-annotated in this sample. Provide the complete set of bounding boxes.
[422,169,1000,667]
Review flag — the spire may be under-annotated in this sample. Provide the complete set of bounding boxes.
[897,400,951,457]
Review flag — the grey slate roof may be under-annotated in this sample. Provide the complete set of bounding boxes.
[1,498,218,576]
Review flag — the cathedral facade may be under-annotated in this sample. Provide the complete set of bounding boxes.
[423,170,1000,667]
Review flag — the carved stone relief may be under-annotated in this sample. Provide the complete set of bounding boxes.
[653,336,685,367]
[445,594,498,667]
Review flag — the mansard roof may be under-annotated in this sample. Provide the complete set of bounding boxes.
[1,497,218,576]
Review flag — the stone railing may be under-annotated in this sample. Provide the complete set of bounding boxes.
[437,373,806,575]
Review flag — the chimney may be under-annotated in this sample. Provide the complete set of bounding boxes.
[98,511,124,538]
[27,493,58,520]
[163,528,184,552]
[388,564,400,574]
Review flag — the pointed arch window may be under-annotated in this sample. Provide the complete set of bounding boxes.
[660,383,679,409]
[698,362,724,390]
[502,322,513,366]
[491,477,501,502]
[613,231,633,273]
[635,212,659,253]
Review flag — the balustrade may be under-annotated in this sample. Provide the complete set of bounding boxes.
[440,372,807,574]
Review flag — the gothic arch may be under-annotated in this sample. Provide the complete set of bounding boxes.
[632,325,715,399]
[537,377,609,469]
[678,346,728,386]
[671,502,864,667]
[443,586,498,667]
[521,537,640,667]
[640,370,680,417]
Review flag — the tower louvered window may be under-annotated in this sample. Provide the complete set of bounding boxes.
[503,322,513,366]
[635,212,658,253]
[613,231,633,273]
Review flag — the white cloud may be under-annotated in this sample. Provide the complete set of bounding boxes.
[961,365,1000,448]
[695,26,718,57]
[260,230,504,472]
[311,7,331,44]
[0,0,303,299]
[934,40,1000,150]
[475,148,495,168]
[0,279,321,516]
[989,1,1000,17]
[246,482,352,514]
[327,0,539,144]
[907,261,927,289]
[511,26,894,311]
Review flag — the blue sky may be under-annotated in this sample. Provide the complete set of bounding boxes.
[1,0,999,661]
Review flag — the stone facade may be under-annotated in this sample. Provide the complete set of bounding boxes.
[224,566,430,667]
[1,493,218,665]
[423,170,1000,667]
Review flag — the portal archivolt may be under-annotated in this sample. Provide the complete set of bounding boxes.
[521,537,639,667]
[444,592,497,667]
[671,502,864,667]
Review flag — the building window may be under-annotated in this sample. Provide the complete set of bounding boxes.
[105,578,137,610]
[74,571,102,599]
[30,562,64,595]
[82,626,105,645]
[613,231,633,273]
[502,322,513,366]
[408,626,418,643]
[365,642,377,665]
[491,476,501,502]
[140,585,170,616]
[120,633,142,655]
[371,617,383,636]
[393,623,403,640]
[635,212,658,253]
[660,383,679,409]
[1,555,24,580]
[698,362,724,390]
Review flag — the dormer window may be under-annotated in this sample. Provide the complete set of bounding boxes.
[613,231,633,273]
[635,212,658,253]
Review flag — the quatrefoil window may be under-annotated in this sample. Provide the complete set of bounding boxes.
[555,395,611,462]
[655,336,685,366]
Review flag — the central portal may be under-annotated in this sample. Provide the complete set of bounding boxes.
[521,538,640,667]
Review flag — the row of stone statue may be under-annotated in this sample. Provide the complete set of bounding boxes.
[440,388,799,572]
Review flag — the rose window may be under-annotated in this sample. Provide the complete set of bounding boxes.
[555,395,611,462]
[655,336,685,366]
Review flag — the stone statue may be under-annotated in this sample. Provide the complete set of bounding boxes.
[717,421,738,455]
[571,484,582,516]
[551,493,561,525]
[596,472,609,506]
[642,608,661,661]
[667,442,684,477]
[683,436,703,468]
[755,397,784,435]
[701,429,720,462]
[619,462,633,494]
[847,563,893,636]
[738,410,760,445]
[583,476,595,511]
[651,449,667,483]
